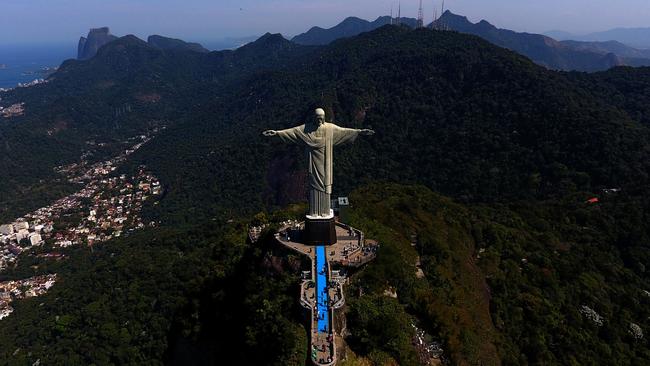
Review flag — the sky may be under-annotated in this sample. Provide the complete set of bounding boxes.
[0,0,649,45]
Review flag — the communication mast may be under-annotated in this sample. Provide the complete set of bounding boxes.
[432,0,438,29]
[417,0,424,28]
[440,0,447,31]
[390,3,393,25]
[397,1,401,25]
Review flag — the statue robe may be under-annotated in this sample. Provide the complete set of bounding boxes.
[275,122,361,217]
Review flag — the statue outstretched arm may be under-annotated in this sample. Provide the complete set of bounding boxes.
[262,125,304,144]
[332,125,374,146]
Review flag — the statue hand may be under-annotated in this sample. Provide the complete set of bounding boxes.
[360,129,375,136]
[262,130,277,137]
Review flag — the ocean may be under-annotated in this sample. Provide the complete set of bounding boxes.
[0,44,74,89]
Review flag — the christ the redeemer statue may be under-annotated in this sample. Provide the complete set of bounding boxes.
[263,108,374,219]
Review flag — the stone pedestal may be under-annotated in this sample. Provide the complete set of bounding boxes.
[305,216,337,246]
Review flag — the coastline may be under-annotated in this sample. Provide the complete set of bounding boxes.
[0,44,71,89]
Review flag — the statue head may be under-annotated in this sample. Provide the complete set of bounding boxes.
[314,108,326,126]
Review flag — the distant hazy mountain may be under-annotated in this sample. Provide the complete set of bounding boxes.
[560,40,650,59]
[431,12,622,71]
[584,28,650,48]
[292,16,417,45]
[431,11,650,71]
[544,30,576,40]
[558,40,650,66]
[77,27,118,60]
[549,28,650,49]
[147,35,209,53]
[201,36,260,51]
[291,12,649,71]
[77,28,209,60]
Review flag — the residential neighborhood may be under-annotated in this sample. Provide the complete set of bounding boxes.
[0,274,57,320]
[0,135,162,320]
[0,102,25,118]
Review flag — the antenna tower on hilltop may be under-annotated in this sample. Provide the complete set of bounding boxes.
[397,1,401,25]
[417,0,424,28]
[390,3,393,25]
[439,0,447,31]
[432,0,438,29]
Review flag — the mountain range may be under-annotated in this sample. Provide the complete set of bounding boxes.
[292,15,418,45]
[0,23,649,365]
[77,27,209,60]
[75,13,650,72]
[293,11,650,71]
[432,11,650,71]
[147,35,209,53]
[547,27,650,49]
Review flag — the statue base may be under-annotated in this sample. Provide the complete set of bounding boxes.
[304,216,337,246]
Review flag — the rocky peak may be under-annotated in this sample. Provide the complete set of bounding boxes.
[77,27,118,60]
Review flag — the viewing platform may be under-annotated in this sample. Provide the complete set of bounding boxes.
[274,220,378,366]
[275,221,378,267]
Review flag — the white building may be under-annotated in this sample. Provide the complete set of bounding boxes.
[0,224,13,235]
[16,229,30,242]
[13,222,29,231]
[29,233,43,246]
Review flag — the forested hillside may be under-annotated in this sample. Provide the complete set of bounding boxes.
[346,183,649,365]
[0,25,649,365]
[127,26,650,224]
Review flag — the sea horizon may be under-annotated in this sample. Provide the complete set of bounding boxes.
[0,43,75,89]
